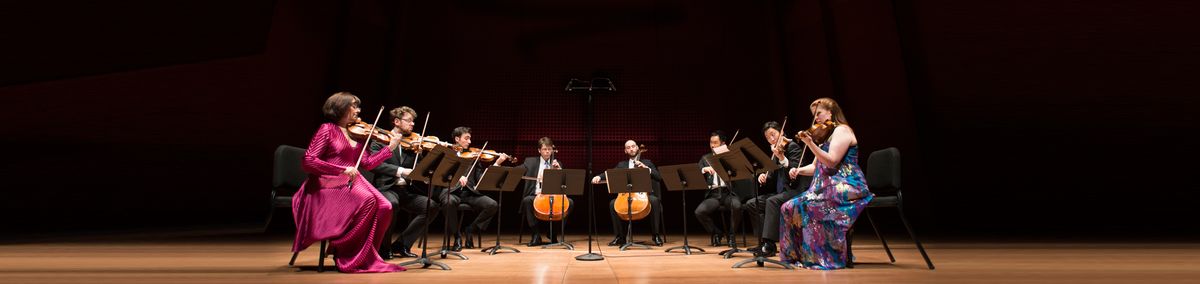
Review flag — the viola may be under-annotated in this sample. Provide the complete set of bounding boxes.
[346,118,393,143]
[796,120,839,144]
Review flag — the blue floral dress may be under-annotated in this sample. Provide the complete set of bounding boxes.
[778,142,873,270]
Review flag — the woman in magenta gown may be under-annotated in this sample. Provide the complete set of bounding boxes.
[291,92,406,273]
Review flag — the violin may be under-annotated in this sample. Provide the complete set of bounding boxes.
[796,119,839,145]
[613,144,651,221]
[346,118,393,143]
[396,132,444,152]
[454,146,518,164]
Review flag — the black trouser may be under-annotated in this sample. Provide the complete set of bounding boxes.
[608,195,663,238]
[521,195,575,238]
[694,189,741,235]
[744,189,802,241]
[438,189,498,235]
[380,188,441,251]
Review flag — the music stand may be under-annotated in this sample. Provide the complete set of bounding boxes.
[705,152,754,259]
[726,139,794,269]
[605,168,654,251]
[539,169,584,250]
[430,152,473,260]
[659,164,708,255]
[398,145,452,270]
[477,165,525,255]
[730,138,779,175]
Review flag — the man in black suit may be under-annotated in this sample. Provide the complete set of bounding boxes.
[369,106,439,259]
[694,130,746,247]
[744,121,811,256]
[590,140,665,246]
[519,137,574,246]
[439,126,502,251]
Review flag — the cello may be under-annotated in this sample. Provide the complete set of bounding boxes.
[530,149,570,221]
[613,145,651,221]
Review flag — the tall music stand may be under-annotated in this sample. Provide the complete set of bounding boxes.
[429,151,473,261]
[728,139,794,269]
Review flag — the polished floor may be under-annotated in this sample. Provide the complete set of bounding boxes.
[1,232,1198,283]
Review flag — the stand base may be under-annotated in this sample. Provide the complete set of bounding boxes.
[575,252,605,261]
[437,248,469,260]
[619,242,651,251]
[732,256,795,269]
[719,248,749,259]
[481,245,520,255]
[541,242,575,250]
[665,245,705,255]
[398,257,451,270]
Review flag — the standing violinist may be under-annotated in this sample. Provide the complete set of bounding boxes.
[438,126,502,251]
[369,106,439,259]
[590,140,665,246]
[519,137,575,246]
[743,121,810,257]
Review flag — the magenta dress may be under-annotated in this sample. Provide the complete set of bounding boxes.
[291,123,405,273]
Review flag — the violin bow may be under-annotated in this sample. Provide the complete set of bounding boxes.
[458,141,488,194]
[412,111,431,164]
[349,106,386,189]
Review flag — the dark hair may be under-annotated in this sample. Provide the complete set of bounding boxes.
[537,137,554,148]
[710,130,728,144]
[452,126,472,138]
[390,106,417,121]
[322,92,360,121]
[761,121,781,133]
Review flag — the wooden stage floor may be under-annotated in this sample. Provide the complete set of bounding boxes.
[2,232,1198,283]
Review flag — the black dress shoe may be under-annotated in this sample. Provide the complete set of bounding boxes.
[727,234,738,248]
[463,229,477,249]
[710,234,723,247]
[608,237,624,246]
[652,234,664,246]
[395,248,418,258]
[527,237,547,247]
[451,236,464,252]
[748,242,765,254]
[754,241,777,257]
[379,250,394,260]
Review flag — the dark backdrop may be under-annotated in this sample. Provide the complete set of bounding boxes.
[2,0,1196,240]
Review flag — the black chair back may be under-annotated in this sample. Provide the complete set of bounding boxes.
[866,147,901,196]
[273,145,307,191]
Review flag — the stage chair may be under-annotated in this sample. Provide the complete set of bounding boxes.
[848,147,934,270]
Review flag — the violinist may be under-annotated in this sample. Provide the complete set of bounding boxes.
[590,140,665,246]
[519,137,574,246]
[743,121,810,257]
[694,130,745,247]
[369,106,439,259]
[291,92,404,273]
[438,126,502,251]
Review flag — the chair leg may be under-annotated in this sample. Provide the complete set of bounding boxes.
[896,206,934,270]
[846,227,854,268]
[318,240,327,273]
[517,212,525,244]
[866,210,895,263]
[288,251,299,267]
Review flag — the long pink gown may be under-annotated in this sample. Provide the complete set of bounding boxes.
[291,122,405,273]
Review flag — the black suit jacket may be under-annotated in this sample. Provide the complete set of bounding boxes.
[765,142,810,193]
[521,156,554,197]
[700,153,755,200]
[594,158,663,198]
[448,149,497,196]
[369,140,422,194]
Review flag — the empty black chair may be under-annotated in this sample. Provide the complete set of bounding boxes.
[849,147,934,269]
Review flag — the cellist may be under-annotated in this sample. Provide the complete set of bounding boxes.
[590,140,665,246]
[519,137,574,246]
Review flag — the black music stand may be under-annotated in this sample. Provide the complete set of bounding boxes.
[705,151,754,259]
[477,165,525,255]
[727,139,794,269]
[659,164,709,255]
[538,169,584,250]
[605,168,654,251]
[399,145,453,270]
[429,151,473,261]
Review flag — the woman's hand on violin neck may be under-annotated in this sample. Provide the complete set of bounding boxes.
[343,167,359,177]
